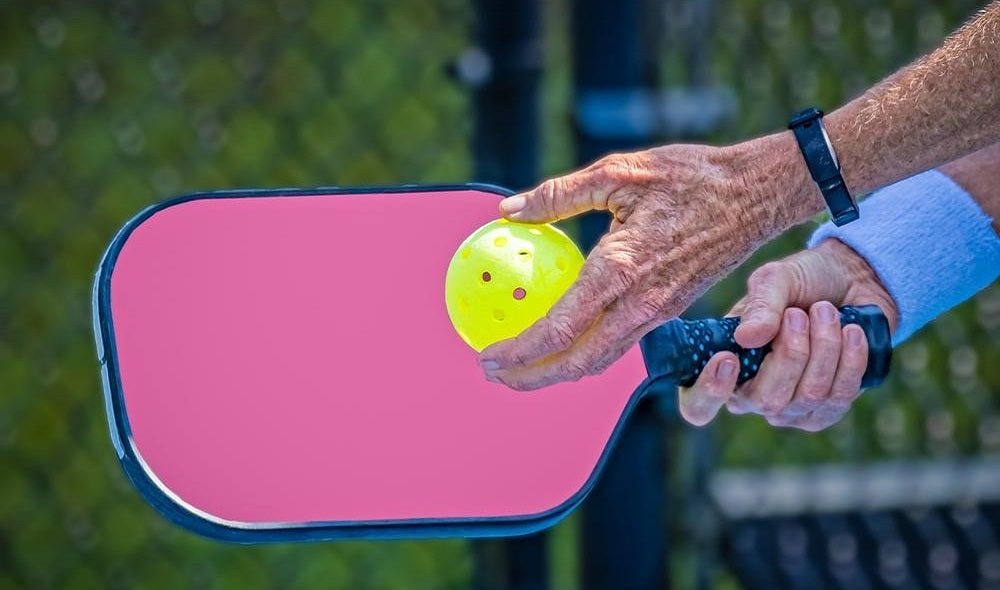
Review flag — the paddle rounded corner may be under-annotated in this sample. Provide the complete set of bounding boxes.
[92,213,250,543]
[90,183,636,543]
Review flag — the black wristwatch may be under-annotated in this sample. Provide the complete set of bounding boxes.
[788,107,859,226]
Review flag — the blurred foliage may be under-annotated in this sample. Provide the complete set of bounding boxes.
[1,0,996,589]
[2,1,472,589]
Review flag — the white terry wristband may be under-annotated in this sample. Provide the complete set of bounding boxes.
[808,169,1000,346]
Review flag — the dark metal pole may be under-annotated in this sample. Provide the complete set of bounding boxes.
[571,1,670,589]
[467,1,547,589]
[469,0,542,191]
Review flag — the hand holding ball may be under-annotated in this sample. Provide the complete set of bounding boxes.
[445,220,585,352]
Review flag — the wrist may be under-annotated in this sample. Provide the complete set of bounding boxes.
[723,132,826,238]
[809,170,1000,344]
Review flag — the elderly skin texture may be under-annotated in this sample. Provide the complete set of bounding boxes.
[480,2,1000,391]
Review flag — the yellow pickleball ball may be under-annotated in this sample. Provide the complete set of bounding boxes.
[445,219,585,352]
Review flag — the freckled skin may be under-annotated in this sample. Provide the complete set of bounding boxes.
[478,3,1000,392]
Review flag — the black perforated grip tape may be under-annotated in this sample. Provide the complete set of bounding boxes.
[673,304,891,388]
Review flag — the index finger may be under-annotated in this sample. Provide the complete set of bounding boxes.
[732,262,796,349]
[500,156,633,223]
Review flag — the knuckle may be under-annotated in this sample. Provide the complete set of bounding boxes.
[495,341,535,370]
[726,400,750,415]
[740,295,780,323]
[706,384,733,403]
[615,263,639,291]
[777,340,810,364]
[781,401,811,416]
[596,153,639,179]
[536,179,563,218]
[797,382,831,404]
[829,380,862,403]
[542,319,576,351]
[756,392,788,416]
[508,350,533,369]
[597,255,639,294]
[760,401,786,416]
[747,262,787,290]
[559,359,589,381]
[596,154,623,176]
[632,289,667,323]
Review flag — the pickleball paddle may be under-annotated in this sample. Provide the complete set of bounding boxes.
[93,184,891,543]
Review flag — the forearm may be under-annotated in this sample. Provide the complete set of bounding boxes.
[732,2,1000,235]
[831,3,1000,193]
[939,142,1000,233]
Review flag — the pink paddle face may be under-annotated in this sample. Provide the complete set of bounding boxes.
[99,187,647,539]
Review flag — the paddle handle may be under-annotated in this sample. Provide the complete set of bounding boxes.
[643,305,892,388]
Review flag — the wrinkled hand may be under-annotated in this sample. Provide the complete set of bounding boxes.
[678,238,899,432]
[478,143,783,390]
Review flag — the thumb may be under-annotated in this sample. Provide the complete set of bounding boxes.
[734,249,846,349]
[500,166,615,223]
[733,261,797,349]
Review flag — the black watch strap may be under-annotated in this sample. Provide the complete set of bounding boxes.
[788,107,859,226]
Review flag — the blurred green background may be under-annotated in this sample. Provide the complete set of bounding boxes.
[1,0,997,588]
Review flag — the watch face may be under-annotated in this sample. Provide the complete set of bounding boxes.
[820,125,840,170]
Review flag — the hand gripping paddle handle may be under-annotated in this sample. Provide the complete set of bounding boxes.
[640,304,892,389]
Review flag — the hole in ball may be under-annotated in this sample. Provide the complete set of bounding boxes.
[518,250,531,259]
[493,309,506,321]
[482,271,492,282]
[512,287,526,300]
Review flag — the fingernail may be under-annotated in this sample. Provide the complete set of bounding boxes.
[789,310,807,333]
[847,327,863,348]
[481,360,500,371]
[500,195,526,215]
[817,303,836,324]
[717,359,736,380]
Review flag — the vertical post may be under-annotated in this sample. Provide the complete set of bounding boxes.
[468,1,547,589]
[571,0,670,589]
[471,0,542,191]
[571,0,661,249]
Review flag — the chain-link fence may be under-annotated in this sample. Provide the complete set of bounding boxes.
[2,1,997,589]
